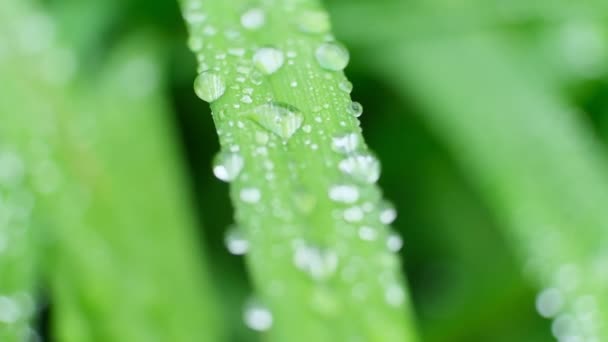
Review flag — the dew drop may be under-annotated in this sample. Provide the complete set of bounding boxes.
[358,226,377,241]
[379,201,397,225]
[385,283,406,307]
[344,206,364,222]
[240,188,261,203]
[297,10,330,34]
[213,151,244,182]
[225,226,250,255]
[253,47,285,74]
[244,302,273,331]
[249,102,303,140]
[315,42,350,71]
[387,232,404,252]
[241,8,265,30]
[338,80,353,94]
[194,71,226,103]
[0,296,20,323]
[339,153,380,183]
[293,243,339,280]
[349,101,363,118]
[331,133,359,154]
[536,288,564,318]
[328,185,359,204]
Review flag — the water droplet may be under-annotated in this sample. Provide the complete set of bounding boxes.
[331,133,359,154]
[379,201,397,225]
[255,131,270,145]
[249,102,303,140]
[213,151,244,182]
[244,301,273,331]
[225,226,249,255]
[339,80,353,93]
[344,207,364,222]
[315,42,349,71]
[0,296,20,323]
[339,153,380,183]
[253,47,285,74]
[293,243,339,280]
[358,226,377,241]
[536,288,564,318]
[385,283,406,307]
[241,8,265,30]
[240,188,261,203]
[328,185,359,204]
[349,101,363,118]
[387,232,403,252]
[194,71,226,102]
[297,10,330,34]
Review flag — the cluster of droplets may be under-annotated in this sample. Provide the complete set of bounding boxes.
[0,148,38,339]
[186,3,411,330]
[533,262,604,341]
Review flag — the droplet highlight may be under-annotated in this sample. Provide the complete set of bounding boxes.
[213,151,244,182]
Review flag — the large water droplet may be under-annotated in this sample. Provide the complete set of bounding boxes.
[328,185,359,204]
[225,226,250,255]
[297,10,330,34]
[241,8,265,30]
[315,42,349,71]
[249,102,303,140]
[194,71,226,103]
[213,151,244,182]
[253,47,285,74]
[293,243,339,280]
[240,188,261,204]
[332,133,359,154]
[243,301,273,331]
[339,153,380,183]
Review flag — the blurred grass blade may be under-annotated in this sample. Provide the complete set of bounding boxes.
[0,1,221,341]
[353,30,608,339]
[178,0,419,340]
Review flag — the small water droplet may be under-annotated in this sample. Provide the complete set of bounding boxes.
[297,10,330,34]
[213,151,244,182]
[332,133,359,154]
[338,80,353,93]
[241,8,265,30]
[194,71,226,103]
[293,243,339,280]
[386,232,403,252]
[243,301,273,331]
[358,226,377,241]
[349,101,363,118]
[255,131,270,145]
[225,226,250,255]
[536,288,564,318]
[315,42,349,71]
[344,206,364,222]
[253,47,285,74]
[339,153,380,183]
[0,296,21,323]
[328,185,359,204]
[385,283,406,307]
[249,102,303,140]
[379,201,397,225]
[240,188,261,203]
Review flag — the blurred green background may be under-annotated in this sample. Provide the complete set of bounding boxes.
[2,0,608,341]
